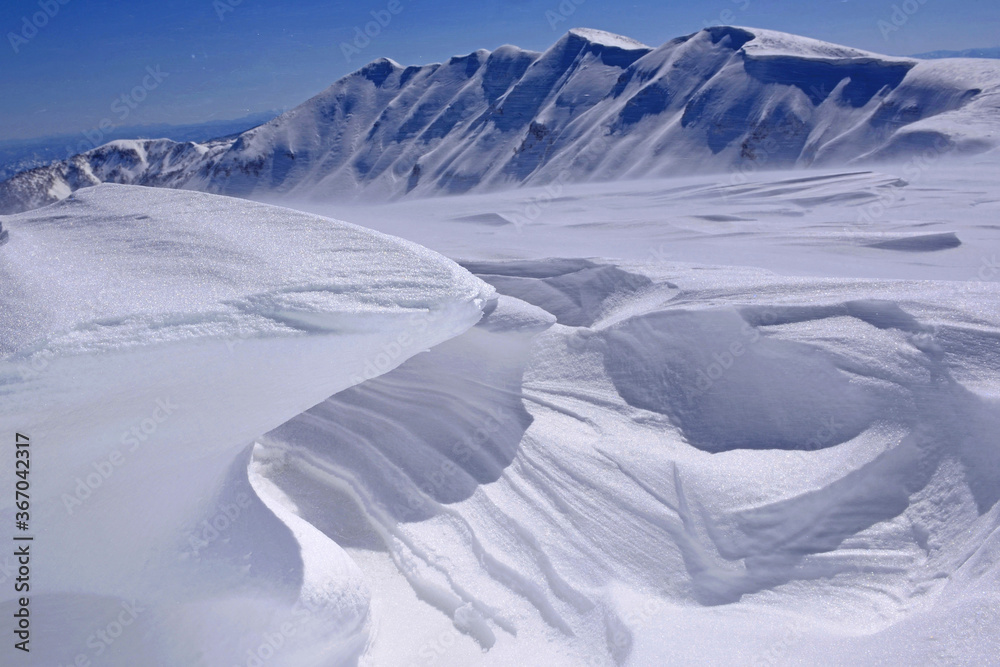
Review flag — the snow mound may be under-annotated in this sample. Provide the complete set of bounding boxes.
[0,183,488,356]
[867,231,962,252]
[0,184,493,666]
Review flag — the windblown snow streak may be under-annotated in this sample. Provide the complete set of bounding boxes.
[2,26,999,212]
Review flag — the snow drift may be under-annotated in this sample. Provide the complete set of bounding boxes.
[0,151,998,665]
[0,184,493,666]
[240,160,1000,665]
[255,257,1000,666]
[2,26,1000,213]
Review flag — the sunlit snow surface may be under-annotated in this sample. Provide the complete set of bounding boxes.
[1,156,999,666]
[0,184,493,666]
[259,159,1000,666]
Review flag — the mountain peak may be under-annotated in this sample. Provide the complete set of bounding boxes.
[702,25,911,62]
[355,57,403,86]
[565,27,649,50]
[699,25,757,50]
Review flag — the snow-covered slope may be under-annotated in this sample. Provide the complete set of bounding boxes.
[1,151,999,665]
[3,26,999,213]
[251,159,1000,665]
[0,184,493,666]
[258,265,1000,666]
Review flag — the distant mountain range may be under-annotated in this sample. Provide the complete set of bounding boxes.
[911,47,1000,59]
[2,26,999,214]
[0,112,277,181]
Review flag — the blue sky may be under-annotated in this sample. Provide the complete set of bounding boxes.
[1,0,998,141]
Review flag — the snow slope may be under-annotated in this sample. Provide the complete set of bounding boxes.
[2,26,1000,212]
[0,150,997,666]
[257,269,1000,666]
[0,184,493,666]
[248,157,1000,665]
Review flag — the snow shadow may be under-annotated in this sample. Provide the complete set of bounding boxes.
[597,306,880,453]
[462,258,652,327]
[262,297,549,525]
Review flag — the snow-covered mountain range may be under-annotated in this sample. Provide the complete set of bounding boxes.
[2,25,999,213]
[913,46,1000,59]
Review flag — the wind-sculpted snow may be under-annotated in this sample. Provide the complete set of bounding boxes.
[0,152,995,663]
[233,161,1000,665]
[3,26,1000,212]
[460,259,653,326]
[254,258,1000,665]
[0,185,494,666]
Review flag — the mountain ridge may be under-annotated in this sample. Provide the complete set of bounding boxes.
[911,46,1000,60]
[2,25,998,214]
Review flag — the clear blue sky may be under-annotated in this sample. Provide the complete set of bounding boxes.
[1,0,997,141]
